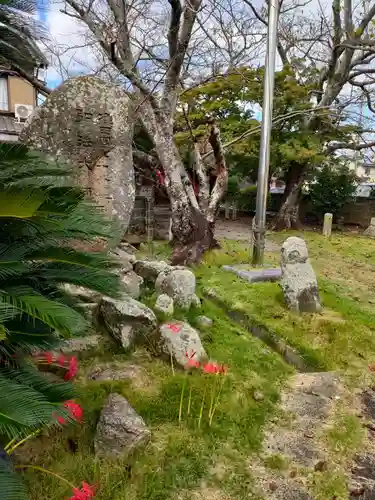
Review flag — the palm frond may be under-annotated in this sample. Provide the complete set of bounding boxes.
[3,363,77,403]
[0,456,28,500]
[0,374,62,438]
[2,289,88,336]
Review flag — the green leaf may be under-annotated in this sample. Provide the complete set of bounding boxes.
[0,458,28,500]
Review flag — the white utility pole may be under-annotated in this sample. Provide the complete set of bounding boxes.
[252,0,280,265]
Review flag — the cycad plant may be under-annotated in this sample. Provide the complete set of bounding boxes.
[0,0,47,73]
[0,143,122,499]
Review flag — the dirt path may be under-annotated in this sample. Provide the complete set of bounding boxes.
[215,217,280,252]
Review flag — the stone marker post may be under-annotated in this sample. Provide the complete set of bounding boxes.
[322,213,333,237]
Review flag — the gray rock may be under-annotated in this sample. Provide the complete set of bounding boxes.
[155,268,196,309]
[94,393,150,458]
[159,321,207,367]
[364,218,375,238]
[121,271,143,299]
[99,295,157,349]
[119,242,138,254]
[110,247,136,270]
[60,334,101,353]
[89,362,143,382]
[154,294,174,316]
[77,302,99,323]
[197,315,213,327]
[191,294,202,308]
[134,260,170,282]
[62,284,101,303]
[280,237,321,313]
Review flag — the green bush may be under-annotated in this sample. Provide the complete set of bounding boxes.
[238,185,272,213]
[0,144,121,499]
[309,164,358,221]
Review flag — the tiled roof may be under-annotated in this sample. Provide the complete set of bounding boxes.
[0,115,23,136]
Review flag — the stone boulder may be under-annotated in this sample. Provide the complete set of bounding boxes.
[89,362,144,382]
[120,271,143,299]
[60,334,101,354]
[134,260,169,282]
[62,284,101,303]
[280,237,322,313]
[191,294,201,308]
[110,247,136,271]
[197,315,213,327]
[155,268,196,309]
[159,321,207,368]
[20,76,135,231]
[94,393,150,458]
[364,217,375,238]
[154,294,174,316]
[99,295,157,349]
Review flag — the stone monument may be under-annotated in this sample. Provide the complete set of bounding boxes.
[20,76,135,232]
[280,236,322,313]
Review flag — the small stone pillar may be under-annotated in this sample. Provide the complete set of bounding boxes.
[364,217,375,238]
[322,213,333,237]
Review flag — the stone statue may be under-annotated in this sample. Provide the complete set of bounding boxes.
[20,76,135,232]
[280,236,322,313]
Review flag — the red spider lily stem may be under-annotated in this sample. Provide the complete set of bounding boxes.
[179,373,187,423]
[6,429,42,455]
[208,375,218,423]
[209,377,228,426]
[187,384,193,416]
[198,384,207,429]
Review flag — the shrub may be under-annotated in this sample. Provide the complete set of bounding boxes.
[0,144,121,499]
[309,164,358,221]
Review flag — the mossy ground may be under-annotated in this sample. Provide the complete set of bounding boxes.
[22,230,375,499]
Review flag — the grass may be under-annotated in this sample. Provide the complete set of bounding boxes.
[21,279,290,499]
[20,230,375,499]
[193,232,375,381]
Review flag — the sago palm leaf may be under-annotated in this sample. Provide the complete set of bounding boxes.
[0,456,28,500]
[0,374,66,439]
[0,144,122,498]
[2,289,88,336]
[0,0,46,72]
[3,363,76,403]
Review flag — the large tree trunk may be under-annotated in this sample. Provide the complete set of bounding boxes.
[273,163,305,231]
[140,104,226,264]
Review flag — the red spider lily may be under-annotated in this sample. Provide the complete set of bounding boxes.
[69,482,95,500]
[53,401,83,425]
[202,362,220,374]
[57,353,68,367]
[202,361,228,375]
[185,350,200,369]
[54,413,66,425]
[166,323,181,334]
[64,400,83,422]
[43,352,54,364]
[64,356,78,380]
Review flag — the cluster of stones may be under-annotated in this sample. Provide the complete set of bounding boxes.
[61,242,212,458]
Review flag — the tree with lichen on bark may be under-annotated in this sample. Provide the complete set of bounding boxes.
[58,0,230,265]
[244,0,375,230]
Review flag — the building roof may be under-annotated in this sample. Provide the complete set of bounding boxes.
[0,115,23,138]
